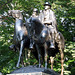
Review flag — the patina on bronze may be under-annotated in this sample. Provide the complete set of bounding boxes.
[39,2,58,49]
[25,17,64,75]
[8,10,29,67]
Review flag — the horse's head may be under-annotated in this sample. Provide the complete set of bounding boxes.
[8,10,23,19]
[25,17,35,37]
[8,10,16,18]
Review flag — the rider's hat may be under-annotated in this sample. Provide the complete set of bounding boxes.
[44,2,51,7]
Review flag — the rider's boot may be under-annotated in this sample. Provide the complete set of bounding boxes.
[29,39,34,49]
[49,31,55,49]
[50,41,55,49]
[29,43,34,49]
[49,34,55,49]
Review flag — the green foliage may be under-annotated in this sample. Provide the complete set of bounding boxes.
[64,42,75,75]
[47,41,75,75]
[71,67,75,75]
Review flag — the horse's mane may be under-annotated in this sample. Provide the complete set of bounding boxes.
[32,17,43,26]
[31,17,44,35]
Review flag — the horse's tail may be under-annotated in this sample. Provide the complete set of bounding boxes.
[55,32,65,50]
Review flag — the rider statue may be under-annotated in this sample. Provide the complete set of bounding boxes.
[29,8,39,49]
[40,2,58,48]
[32,8,38,18]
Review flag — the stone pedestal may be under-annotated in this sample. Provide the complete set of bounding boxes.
[7,65,59,75]
[7,72,49,75]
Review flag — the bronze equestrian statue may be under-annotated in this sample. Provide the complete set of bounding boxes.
[8,10,41,67]
[39,2,58,49]
[29,8,39,49]
[8,10,30,67]
[38,3,65,75]
[8,2,64,75]
[25,17,64,75]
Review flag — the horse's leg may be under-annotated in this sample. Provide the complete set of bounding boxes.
[44,43,48,69]
[16,40,24,67]
[60,50,64,75]
[21,53,24,67]
[23,48,28,67]
[36,44,41,68]
[24,49,27,66]
[27,50,31,65]
[50,56,54,70]
[59,44,64,75]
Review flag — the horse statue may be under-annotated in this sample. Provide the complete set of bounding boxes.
[25,17,64,75]
[8,10,30,67]
[8,10,41,68]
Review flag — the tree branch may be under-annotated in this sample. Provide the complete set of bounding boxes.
[0,0,12,9]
